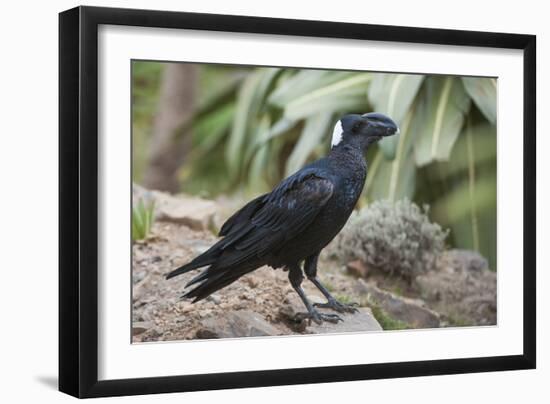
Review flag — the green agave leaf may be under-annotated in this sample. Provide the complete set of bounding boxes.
[431,173,496,225]
[255,117,297,144]
[413,76,471,167]
[364,152,416,203]
[247,115,273,192]
[226,68,281,177]
[283,74,371,120]
[193,102,236,153]
[438,122,496,179]
[226,71,263,176]
[243,116,297,164]
[172,72,243,143]
[462,77,497,124]
[285,95,367,122]
[464,119,480,252]
[269,70,357,107]
[431,168,497,270]
[285,112,333,176]
[368,73,425,159]
[364,110,417,201]
[196,72,244,113]
[451,209,497,271]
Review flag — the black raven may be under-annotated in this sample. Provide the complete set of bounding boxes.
[166,112,399,324]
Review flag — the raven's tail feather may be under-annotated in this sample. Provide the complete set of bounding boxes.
[166,209,264,300]
[165,254,216,280]
[182,262,257,303]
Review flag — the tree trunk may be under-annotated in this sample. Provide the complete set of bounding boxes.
[143,63,197,192]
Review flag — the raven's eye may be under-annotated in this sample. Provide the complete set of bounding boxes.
[352,121,363,132]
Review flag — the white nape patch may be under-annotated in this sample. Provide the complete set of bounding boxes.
[331,120,344,147]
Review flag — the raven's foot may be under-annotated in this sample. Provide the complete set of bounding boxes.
[314,298,359,314]
[294,309,343,325]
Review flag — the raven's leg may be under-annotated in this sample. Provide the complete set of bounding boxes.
[288,264,342,324]
[304,253,359,314]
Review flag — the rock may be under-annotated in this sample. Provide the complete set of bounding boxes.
[438,249,489,272]
[132,270,146,284]
[133,183,219,231]
[206,294,222,305]
[346,259,370,278]
[132,321,153,336]
[195,310,282,339]
[310,307,382,333]
[354,280,440,329]
[416,249,496,326]
[280,294,383,333]
[185,238,215,255]
[155,192,218,231]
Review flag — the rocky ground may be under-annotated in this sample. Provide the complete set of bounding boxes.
[132,187,497,343]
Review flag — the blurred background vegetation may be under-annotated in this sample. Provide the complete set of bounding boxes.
[132,61,497,270]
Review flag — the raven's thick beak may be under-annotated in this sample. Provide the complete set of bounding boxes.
[382,124,399,137]
[362,112,399,137]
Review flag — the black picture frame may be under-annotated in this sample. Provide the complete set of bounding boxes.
[59,5,536,398]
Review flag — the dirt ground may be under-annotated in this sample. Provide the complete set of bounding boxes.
[132,217,496,342]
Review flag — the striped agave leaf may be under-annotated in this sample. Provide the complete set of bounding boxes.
[268,70,357,108]
[282,73,371,120]
[364,110,417,201]
[430,121,497,268]
[413,76,471,167]
[462,77,497,124]
[285,112,333,176]
[368,73,424,159]
[226,68,281,178]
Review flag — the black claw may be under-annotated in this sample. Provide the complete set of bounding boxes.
[322,313,344,323]
[294,310,343,325]
[314,299,360,314]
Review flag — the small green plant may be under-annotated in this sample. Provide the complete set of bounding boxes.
[444,314,471,328]
[334,293,358,306]
[132,197,155,242]
[321,279,336,293]
[328,199,448,281]
[370,305,410,330]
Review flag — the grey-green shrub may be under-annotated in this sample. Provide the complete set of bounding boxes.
[328,199,448,281]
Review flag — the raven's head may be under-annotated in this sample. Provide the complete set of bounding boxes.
[331,112,399,151]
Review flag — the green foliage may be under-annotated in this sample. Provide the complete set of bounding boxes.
[334,293,358,306]
[200,68,371,189]
[370,304,410,330]
[132,198,155,242]
[322,279,336,293]
[131,61,163,181]
[368,73,424,158]
[419,119,497,269]
[331,293,409,330]
[461,77,497,124]
[364,110,417,202]
[328,200,448,280]
[413,77,471,166]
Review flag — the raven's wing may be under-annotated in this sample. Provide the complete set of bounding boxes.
[218,193,268,237]
[227,168,334,257]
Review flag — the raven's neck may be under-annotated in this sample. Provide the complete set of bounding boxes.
[328,143,367,175]
[329,143,365,162]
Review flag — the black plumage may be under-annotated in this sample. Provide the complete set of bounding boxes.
[166,112,399,323]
